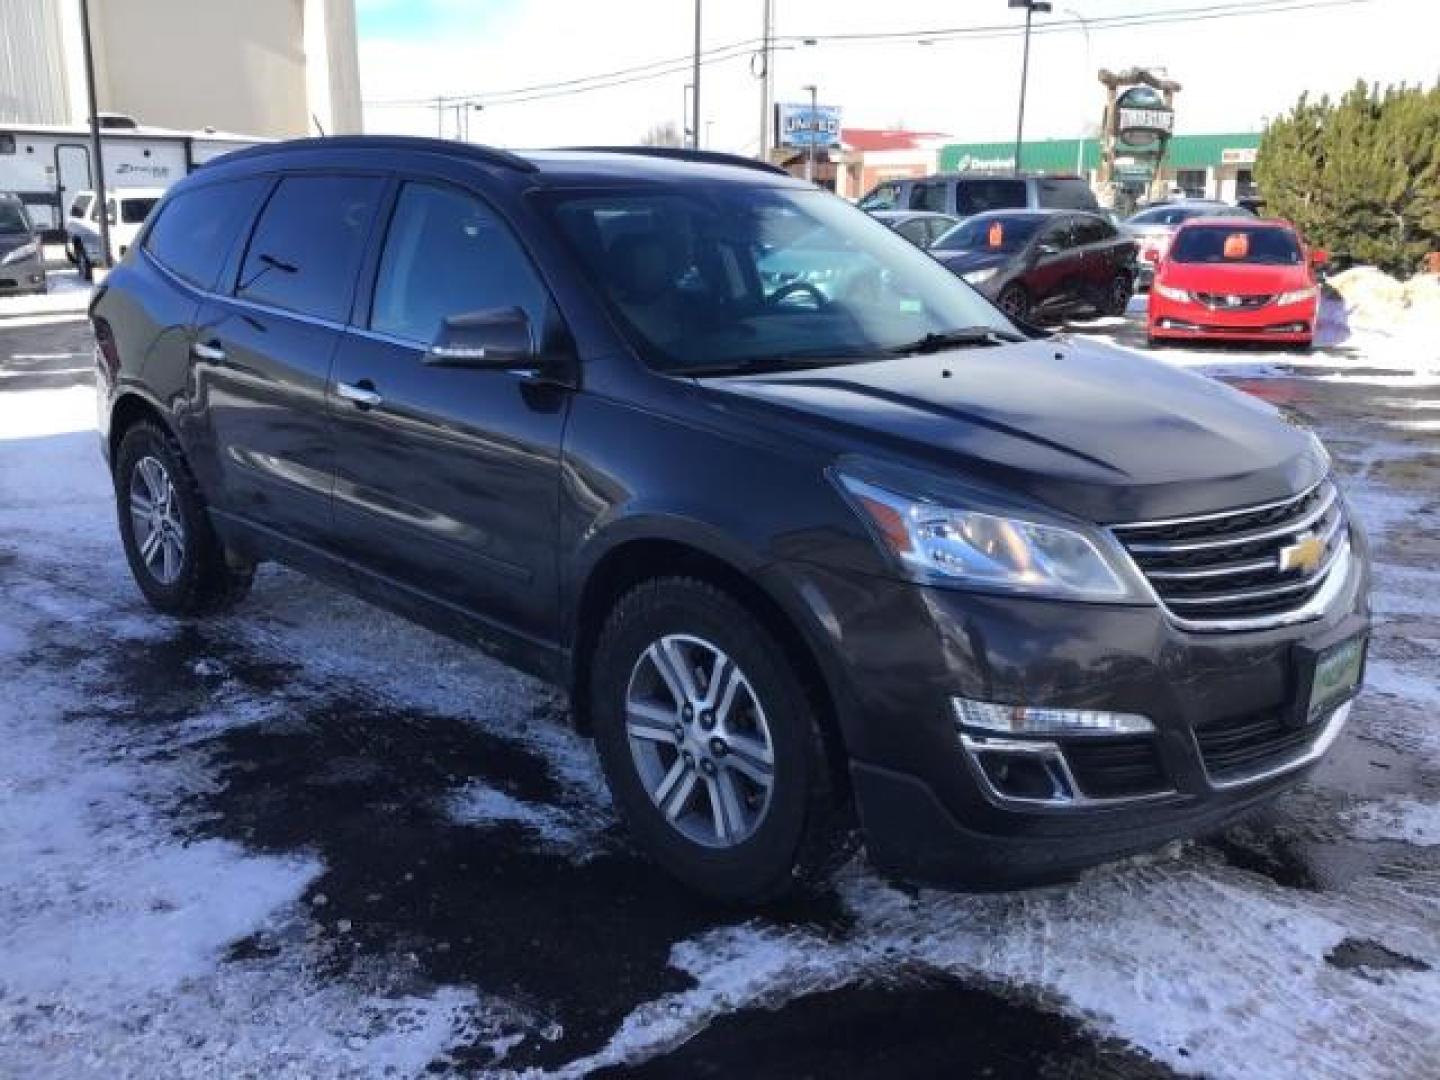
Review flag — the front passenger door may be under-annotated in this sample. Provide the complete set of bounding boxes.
[327,181,571,651]
[1024,218,1083,313]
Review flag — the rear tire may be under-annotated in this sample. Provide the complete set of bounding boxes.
[590,577,853,904]
[1102,272,1133,316]
[114,420,254,616]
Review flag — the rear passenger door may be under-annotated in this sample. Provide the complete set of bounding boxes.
[1070,214,1121,301]
[326,179,571,649]
[191,173,385,550]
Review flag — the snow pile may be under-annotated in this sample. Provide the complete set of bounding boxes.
[1344,797,1440,847]
[1328,267,1440,345]
[0,272,91,319]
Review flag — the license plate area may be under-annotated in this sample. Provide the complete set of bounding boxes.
[1296,632,1367,726]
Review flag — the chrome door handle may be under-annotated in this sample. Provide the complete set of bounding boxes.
[336,381,383,408]
[191,340,226,362]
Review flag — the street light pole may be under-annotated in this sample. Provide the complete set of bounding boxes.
[802,83,818,182]
[691,0,702,150]
[756,0,774,160]
[1009,0,1051,174]
[78,0,112,270]
[1061,7,1092,176]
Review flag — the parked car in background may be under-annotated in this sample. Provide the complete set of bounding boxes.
[868,209,960,248]
[929,209,1136,322]
[858,172,1099,218]
[93,139,1367,904]
[68,187,165,280]
[0,192,46,295]
[1148,218,1324,348]
[1124,200,1254,288]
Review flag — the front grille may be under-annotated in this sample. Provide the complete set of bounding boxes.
[1065,737,1167,798]
[1112,479,1348,629]
[1194,708,1316,779]
[1194,292,1273,310]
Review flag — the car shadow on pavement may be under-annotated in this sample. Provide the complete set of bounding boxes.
[86,622,852,1073]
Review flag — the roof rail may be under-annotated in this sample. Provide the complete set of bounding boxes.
[561,146,790,176]
[211,135,538,173]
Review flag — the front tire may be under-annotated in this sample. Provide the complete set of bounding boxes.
[590,577,851,903]
[996,282,1031,323]
[114,420,254,615]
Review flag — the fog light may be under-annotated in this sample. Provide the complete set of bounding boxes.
[952,697,1153,737]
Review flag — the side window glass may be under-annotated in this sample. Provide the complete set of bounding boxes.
[370,182,549,345]
[858,183,899,211]
[236,175,384,322]
[894,218,929,246]
[1040,222,1073,250]
[959,180,1026,216]
[909,183,945,213]
[144,179,267,290]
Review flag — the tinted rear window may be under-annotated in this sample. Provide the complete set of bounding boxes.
[1170,226,1302,265]
[0,200,29,233]
[120,198,158,224]
[144,179,266,290]
[1036,177,1098,210]
[236,175,384,321]
[955,178,1026,216]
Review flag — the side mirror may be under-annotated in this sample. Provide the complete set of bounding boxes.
[1035,243,1060,257]
[1142,248,1161,264]
[425,307,535,369]
[1310,249,1329,267]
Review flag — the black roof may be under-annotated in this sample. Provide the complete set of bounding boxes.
[207,136,805,188]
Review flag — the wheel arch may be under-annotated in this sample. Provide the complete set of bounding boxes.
[108,389,177,465]
[568,529,853,800]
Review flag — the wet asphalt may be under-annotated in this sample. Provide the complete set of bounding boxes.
[1,307,1436,1077]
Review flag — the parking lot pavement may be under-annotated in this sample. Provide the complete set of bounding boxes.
[2,314,1438,1078]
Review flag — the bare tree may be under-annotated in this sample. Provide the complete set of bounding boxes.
[640,121,684,147]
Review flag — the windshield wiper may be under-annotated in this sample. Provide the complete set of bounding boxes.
[887,326,1025,356]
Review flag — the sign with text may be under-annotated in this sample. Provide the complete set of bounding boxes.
[776,103,842,149]
[1114,85,1174,148]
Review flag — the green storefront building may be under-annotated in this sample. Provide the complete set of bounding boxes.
[939,132,1261,203]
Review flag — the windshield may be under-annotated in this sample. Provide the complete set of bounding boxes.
[932,215,1042,253]
[545,186,1016,374]
[120,198,159,224]
[857,182,901,211]
[1170,225,1302,265]
[0,201,31,234]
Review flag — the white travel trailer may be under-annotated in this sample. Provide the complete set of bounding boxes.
[0,114,263,238]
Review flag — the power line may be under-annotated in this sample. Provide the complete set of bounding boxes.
[362,0,1380,110]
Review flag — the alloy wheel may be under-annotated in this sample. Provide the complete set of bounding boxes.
[624,634,775,848]
[999,286,1028,320]
[129,455,186,585]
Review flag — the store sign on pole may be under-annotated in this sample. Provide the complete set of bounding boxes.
[1114,85,1174,148]
[775,103,842,148]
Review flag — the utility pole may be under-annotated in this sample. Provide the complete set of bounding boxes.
[756,0,774,160]
[803,83,818,182]
[78,0,112,270]
[691,0,702,150]
[1009,0,1052,174]
[1061,7,1093,176]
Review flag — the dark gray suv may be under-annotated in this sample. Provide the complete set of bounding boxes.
[92,138,1369,903]
[859,172,1099,218]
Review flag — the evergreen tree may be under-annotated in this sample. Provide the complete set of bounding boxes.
[1256,81,1440,275]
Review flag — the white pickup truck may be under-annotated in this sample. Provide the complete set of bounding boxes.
[66,187,165,280]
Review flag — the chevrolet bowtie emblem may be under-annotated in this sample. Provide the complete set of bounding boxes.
[1278,532,1325,574]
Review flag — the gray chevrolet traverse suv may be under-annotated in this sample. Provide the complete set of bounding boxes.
[92,138,1369,902]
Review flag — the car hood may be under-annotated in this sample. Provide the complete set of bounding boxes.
[930,249,1011,274]
[697,338,1324,523]
[1159,261,1310,293]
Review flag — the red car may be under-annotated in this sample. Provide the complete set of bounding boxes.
[1147,218,1325,348]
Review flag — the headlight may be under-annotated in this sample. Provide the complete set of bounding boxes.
[962,267,999,285]
[1153,283,1190,302]
[837,474,1138,600]
[1,241,38,265]
[1275,286,1318,306]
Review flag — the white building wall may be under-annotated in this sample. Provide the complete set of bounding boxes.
[0,0,72,124]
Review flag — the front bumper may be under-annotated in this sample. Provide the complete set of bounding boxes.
[1149,295,1317,343]
[0,254,46,294]
[769,525,1370,888]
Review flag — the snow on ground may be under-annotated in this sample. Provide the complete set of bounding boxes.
[0,270,91,321]
[2,322,1439,1077]
[1344,798,1440,847]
